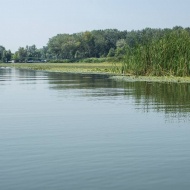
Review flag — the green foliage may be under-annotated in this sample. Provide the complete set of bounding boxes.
[2,26,190,77]
[47,29,123,60]
[0,46,5,61]
[47,57,114,63]
[123,28,190,76]
[79,57,108,63]
[107,48,115,57]
[48,59,75,63]
[0,46,12,63]
[13,45,47,63]
[2,50,12,62]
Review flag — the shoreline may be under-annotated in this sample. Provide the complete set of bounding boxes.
[1,63,190,83]
[110,75,190,83]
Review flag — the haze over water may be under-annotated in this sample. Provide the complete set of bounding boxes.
[0,67,190,190]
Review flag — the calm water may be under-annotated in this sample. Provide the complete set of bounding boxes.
[0,67,190,190]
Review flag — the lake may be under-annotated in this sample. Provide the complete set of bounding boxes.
[0,67,190,190]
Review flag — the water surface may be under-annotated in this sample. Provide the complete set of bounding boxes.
[0,67,190,190]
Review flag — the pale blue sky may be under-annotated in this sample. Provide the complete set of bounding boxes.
[1,0,190,52]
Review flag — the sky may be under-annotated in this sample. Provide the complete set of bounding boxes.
[1,0,190,52]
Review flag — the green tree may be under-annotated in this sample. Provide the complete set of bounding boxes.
[16,47,27,62]
[107,48,115,57]
[0,46,5,61]
[2,50,12,62]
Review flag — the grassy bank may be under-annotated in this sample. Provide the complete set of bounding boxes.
[1,62,190,83]
[0,62,119,74]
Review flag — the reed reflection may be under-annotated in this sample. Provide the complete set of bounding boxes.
[46,72,190,118]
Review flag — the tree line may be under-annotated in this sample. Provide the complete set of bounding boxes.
[1,26,190,64]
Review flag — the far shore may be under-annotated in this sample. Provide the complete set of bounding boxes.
[1,63,190,83]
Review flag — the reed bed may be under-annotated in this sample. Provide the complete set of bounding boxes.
[122,29,190,76]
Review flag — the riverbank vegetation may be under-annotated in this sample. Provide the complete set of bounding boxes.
[1,63,190,83]
[1,63,116,74]
[1,26,190,77]
[123,28,190,76]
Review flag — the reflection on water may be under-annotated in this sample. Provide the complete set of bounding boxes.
[0,67,190,120]
[0,67,190,190]
[122,82,190,121]
[46,71,190,119]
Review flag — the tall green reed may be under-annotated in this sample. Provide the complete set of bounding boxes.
[122,29,190,76]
